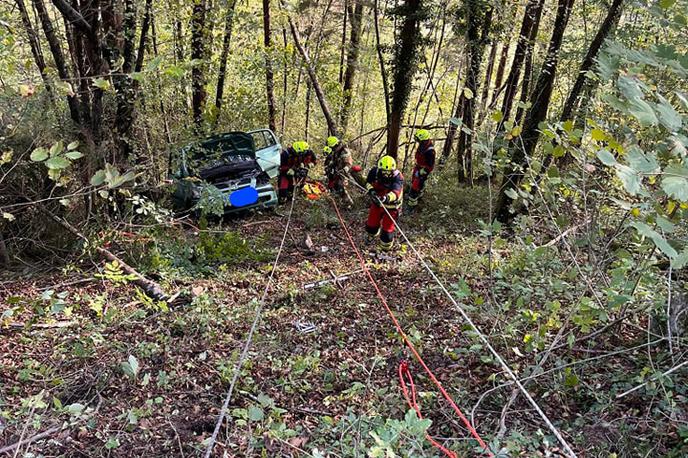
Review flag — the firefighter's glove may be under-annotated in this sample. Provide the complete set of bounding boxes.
[382,193,395,205]
[287,169,295,177]
[419,168,429,176]
[296,167,309,179]
[367,188,380,205]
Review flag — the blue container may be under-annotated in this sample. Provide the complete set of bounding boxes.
[229,187,259,207]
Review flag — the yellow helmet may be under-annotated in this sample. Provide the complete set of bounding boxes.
[323,145,333,155]
[378,155,396,172]
[414,129,430,141]
[293,141,309,153]
[326,136,340,148]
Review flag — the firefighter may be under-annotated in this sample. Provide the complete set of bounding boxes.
[278,141,317,203]
[323,136,354,206]
[407,129,435,209]
[365,155,404,252]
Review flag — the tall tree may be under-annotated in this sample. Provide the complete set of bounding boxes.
[455,0,493,183]
[514,0,544,125]
[339,1,365,133]
[497,0,576,223]
[191,0,208,129]
[35,0,81,124]
[14,0,52,96]
[113,0,139,158]
[479,42,497,117]
[560,0,625,124]
[287,14,339,136]
[214,0,239,114]
[497,0,544,130]
[489,41,509,107]
[262,0,277,132]
[386,0,423,158]
[373,0,391,124]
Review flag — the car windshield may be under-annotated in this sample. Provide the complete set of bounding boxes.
[183,133,256,173]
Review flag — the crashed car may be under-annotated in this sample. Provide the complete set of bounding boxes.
[171,129,281,214]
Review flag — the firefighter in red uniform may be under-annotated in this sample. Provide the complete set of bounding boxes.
[323,136,354,206]
[365,155,404,252]
[278,141,317,203]
[408,129,435,209]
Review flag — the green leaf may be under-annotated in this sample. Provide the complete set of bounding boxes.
[91,170,106,186]
[661,175,688,201]
[660,0,676,9]
[256,393,274,408]
[44,156,70,170]
[656,96,683,132]
[671,248,688,269]
[504,188,518,199]
[596,149,617,166]
[656,216,675,233]
[629,98,658,126]
[626,146,659,173]
[615,164,642,195]
[30,147,48,162]
[631,222,678,258]
[67,403,86,416]
[247,405,264,422]
[65,151,84,160]
[121,355,140,378]
[591,128,607,141]
[92,78,111,91]
[49,141,64,157]
[146,55,163,71]
[67,141,79,151]
[491,111,503,122]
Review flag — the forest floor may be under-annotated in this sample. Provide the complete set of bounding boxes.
[0,183,681,457]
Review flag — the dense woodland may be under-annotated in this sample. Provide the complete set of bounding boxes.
[1,0,688,456]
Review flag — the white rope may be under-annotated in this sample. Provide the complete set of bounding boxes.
[346,177,578,458]
[203,192,297,458]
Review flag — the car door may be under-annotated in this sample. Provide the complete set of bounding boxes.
[250,129,281,178]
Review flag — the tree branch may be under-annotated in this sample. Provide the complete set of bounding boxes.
[51,0,93,36]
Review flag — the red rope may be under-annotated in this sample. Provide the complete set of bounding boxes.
[327,196,493,456]
[399,360,458,458]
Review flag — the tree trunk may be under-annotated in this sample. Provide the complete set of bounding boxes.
[514,0,544,125]
[114,0,138,159]
[339,1,365,133]
[338,0,348,85]
[280,25,288,135]
[134,0,153,73]
[479,41,497,117]
[440,65,465,163]
[490,41,509,107]
[262,0,277,132]
[191,0,207,129]
[386,0,423,158]
[514,43,533,125]
[15,0,53,96]
[373,0,391,124]
[456,0,492,184]
[35,0,81,124]
[497,0,576,223]
[560,0,625,123]
[287,15,339,136]
[214,0,239,114]
[497,0,544,130]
